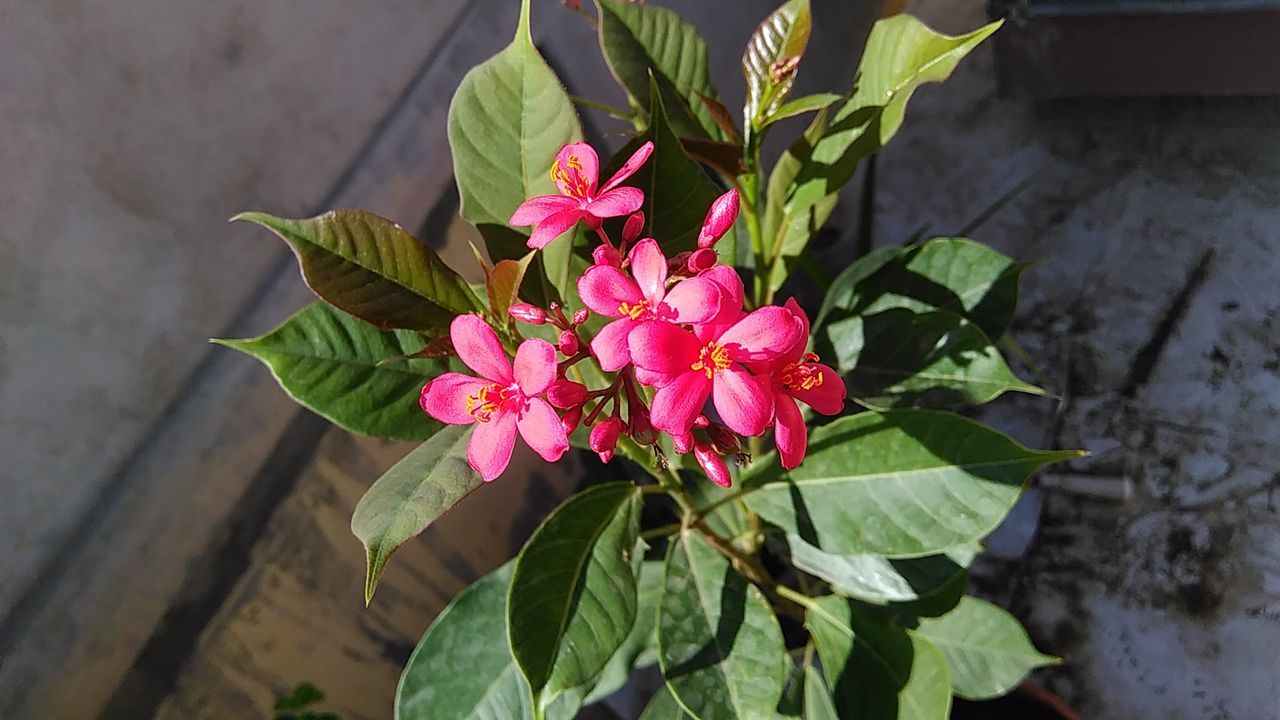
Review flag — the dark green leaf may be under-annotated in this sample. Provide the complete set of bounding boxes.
[812,244,903,332]
[596,0,723,140]
[234,210,481,333]
[743,0,812,127]
[658,530,787,720]
[834,309,1043,409]
[764,16,1001,297]
[802,664,839,720]
[761,110,838,297]
[448,0,583,231]
[274,683,324,711]
[583,558,664,705]
[216,302,446,441]
[639,687,693,720]
[806,596,952,719]
[685,471,749,541]
[618,79,731,254]
[787,534,974,607]
[351,425,481,604]
[509,483,643,709]
[744,410,1081,556]
[914,597,1058,700]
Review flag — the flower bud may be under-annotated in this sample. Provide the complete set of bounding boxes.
[572,308,589,326]
[546,379,587,409]
[590,417,624,463]
[697,189,739,249]
[694,441,733,488]
[693,414,710,429]
[593,244,622,267]
[622,211,645,244]
[705,422,741,455]
[558,330,580,356]
[560,405,583,436]
[671,431,694,455]
[687,248,717,273]
[509,303,547,325]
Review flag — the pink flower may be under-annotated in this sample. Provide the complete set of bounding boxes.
[698,189,739,249]
[420,315,569,481]
[628,306,804,437]
[762,300,846,469]
[509,141,654,249]
[578,238,723,372]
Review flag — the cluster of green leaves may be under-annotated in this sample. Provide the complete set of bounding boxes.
[219,0,1078,718]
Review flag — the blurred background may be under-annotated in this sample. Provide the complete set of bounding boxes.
[1,1,1277,718]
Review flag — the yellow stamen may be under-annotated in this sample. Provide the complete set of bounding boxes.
[781,353,825,392]
[617,300,650,320]
[690,342,732,379]
[465,383,516,422]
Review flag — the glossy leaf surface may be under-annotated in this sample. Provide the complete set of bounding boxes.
[743,0,811,126]
[787,533,974,606]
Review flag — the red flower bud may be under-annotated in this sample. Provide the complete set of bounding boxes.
[672,431,694,455]
[509,303,547,325]
[705,422,741,455]
[687,248,717,273]
[694,441,733,488]
[546,379,587,409]
[697,189,739,249]
[622,211,645,244]
[590,417,624,463]
[560,405,583,436]
[629,403,658,445]
[558,330,580,356]
[593,244,622,267]
[572,308,589,326]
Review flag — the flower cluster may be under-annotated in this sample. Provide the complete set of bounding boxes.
[420,142,845,485]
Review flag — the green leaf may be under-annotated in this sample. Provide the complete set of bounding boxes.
[639,687,693,720]
[787,533,974,607]
[396,563,531,720]
[596,0,722,140]
[829,237,1026,341]
[274,683,325,711]
[744,410,1080,556]
[806,596,952,719]
[743,0,812,128]
[914,597,1058,700]
[685,471,749,541]
[802,664,839,720]
[234,210,481,333]
[812,245,903,332]
[583,558,664,705]
[766,93,841,126]
[658,530,787,720]
[351,425,481,604]
[448,0,583,231]
[834,309,1043,409]
[216,302,446,441]
[761,110,839,297]
[508,483,643,709]
[764,16,1001,298]
[616,80,731,255]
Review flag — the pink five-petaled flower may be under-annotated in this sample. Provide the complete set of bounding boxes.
[420,315,569,481]
[763,299,846,469]
[628,306,804,437]
[509,141,655,249]
[578,238,723,372]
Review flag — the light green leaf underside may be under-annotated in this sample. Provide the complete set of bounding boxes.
[352,424,481,603]
[787,533,974,606]
[803,664,839,720]
[234,210,481,333]
[659,530,787,720]
[745,410,1079,557]
[914,596,1058,700]
[508,483,642,707]
[216,301,445,441]
[639,686,693,720]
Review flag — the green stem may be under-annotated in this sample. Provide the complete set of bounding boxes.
[692,484,758,522]
[640,522,682,541]
[569,94,634,122]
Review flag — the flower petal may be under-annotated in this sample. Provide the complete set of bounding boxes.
[599,140,654,193]
[554,142,600,196]
[419,373,487,425]
[469,410,518,482]
[791,362,846,415]
[509,194,578,226]
[713,365,773,437]
[628,238,668,305]
[660,276,722,324]
[578,265,643,317]
[586,187,644,219]
[650,371,712,435]
[628,320,701,374]
[779,297,812,364]
[517,397,570,463]
[451,314,512,383]
[591,317,639,372]
[697,264,746,335]
[634,367,678,388]
[773,392,807,470]
[527,208,584,249]
[513,338,557,395]
[717,306,804,363]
